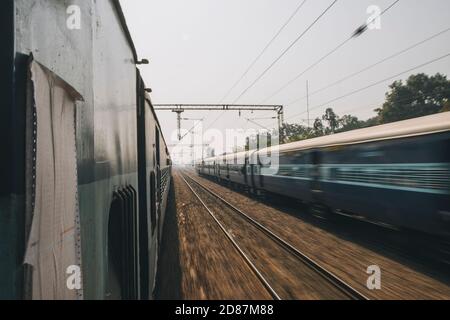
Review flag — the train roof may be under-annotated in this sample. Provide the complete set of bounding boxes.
[201,112,450,162]
[112,0,138,63]
[113,3,172,158]
[261,111,450,155]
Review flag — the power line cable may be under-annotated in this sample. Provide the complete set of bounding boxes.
[219,0,308,103]
[231,0,340,104]
[208,1,308,134]
[285,51,450,121]
[260,0,402,104]
[286,26,450,106]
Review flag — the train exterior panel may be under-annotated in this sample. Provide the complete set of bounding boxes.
[317,132,449,233]
[257,150,314,202]
[223,152,248,186]
[0,0,171,299]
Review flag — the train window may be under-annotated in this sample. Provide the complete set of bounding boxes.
[279,151,306,165]
[295,153,306,164]
[358,150,384,158]
[107,193,123,300]
[106,187,138,300]
[311,151,321,165]
[24,59,83,300]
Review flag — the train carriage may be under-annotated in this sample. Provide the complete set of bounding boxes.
[226,151,249,186]
[0,0,171,300]
[197,112,450,237]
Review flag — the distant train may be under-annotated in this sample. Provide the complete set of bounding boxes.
[197,112,450,237]
[0,1,171,299]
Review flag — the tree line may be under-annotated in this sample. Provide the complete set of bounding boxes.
[280,73,450,143]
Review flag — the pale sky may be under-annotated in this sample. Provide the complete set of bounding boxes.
[120,0,450,161]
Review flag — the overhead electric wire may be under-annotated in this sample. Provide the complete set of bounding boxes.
[261,38,353,104]
[231,0,340,104]
[189,0,402,137]
[202,1,308,136]
[202,110,227,132]
[285,51,450,122]
[219,0,308,103]
[260,0,402,104]
[310,88,450,124]
[207,1,308,132]
[245,118,273,131]
[179,119,204,141]
[286,26,450,106]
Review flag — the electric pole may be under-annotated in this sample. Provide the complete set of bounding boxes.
[306,80,310,128]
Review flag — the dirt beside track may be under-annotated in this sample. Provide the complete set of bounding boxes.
[180,169,450,300]
[155,171,271,299]
[186,174,353,299]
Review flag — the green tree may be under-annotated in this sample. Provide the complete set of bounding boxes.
[313,118,325,137]
[337,114,363,133]
[360,116,380,128]
[376,73,450,123]
[280,123,312,143]
[322,108,340,134]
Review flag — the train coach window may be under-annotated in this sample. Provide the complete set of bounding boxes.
[311,151,321,165]
[107,194,124,300]
[24,59,83,300]
[106,187,138,300]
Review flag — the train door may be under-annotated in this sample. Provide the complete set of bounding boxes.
[309,150,322,195]
[217,161,221,179]
[214,160,220,179]
[243,156,248,185]
[0,1,18,299]
[249,152,257,192]
[250,164,257,192]
[258,154,264,189]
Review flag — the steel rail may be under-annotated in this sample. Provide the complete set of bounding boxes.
[180,174,282,300]
[182,171,369,300]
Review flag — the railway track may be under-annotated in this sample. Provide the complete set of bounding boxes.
[180,170,369,300]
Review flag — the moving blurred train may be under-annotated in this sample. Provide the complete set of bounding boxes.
[0,0,171,299]
[197,112,450,237]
